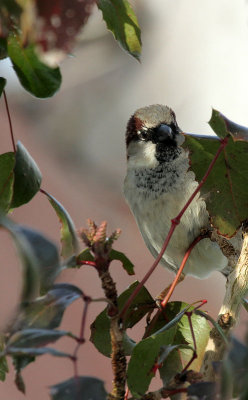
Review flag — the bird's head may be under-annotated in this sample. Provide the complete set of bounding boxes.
[125,104,184,168]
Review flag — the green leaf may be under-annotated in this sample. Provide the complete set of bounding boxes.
[14,368,26,394]
[12,283,84,331]
[195,310,228,344]
[6,328,73,349]
[42,191,79,258]
[90,281,154,357]
[0,216,60,301]
[98,0,141,61]
[157,344,193,365]
[15,225,60,294]
[50,376,107,400]
[159,350,183,388]
[127,302,210,396]
[11,141,42,208]
[0,216,40,302]
[109,249,134,275]
[183,131,248,237]
[7,35,61,98]
[0,152,15,213]
[127,326,177,397]
[13,354,35,393]
[209,109,248,141]
[6,347,72,359]
[0,77,6,95]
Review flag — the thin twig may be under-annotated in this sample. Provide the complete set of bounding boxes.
[160,235,208,309]
[72,296,91,378]
[143,235,208,338]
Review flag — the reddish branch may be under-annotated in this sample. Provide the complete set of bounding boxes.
[72,295,92,379]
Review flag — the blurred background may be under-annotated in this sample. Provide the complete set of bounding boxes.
[1,0,248,398]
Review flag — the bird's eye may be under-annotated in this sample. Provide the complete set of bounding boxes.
[155,124,173,143]
[137,130,148,141]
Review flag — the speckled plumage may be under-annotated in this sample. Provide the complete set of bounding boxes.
[124,104,229,278]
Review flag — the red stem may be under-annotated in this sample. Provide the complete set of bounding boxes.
[77,260,97,267]
[72,297,91,379]
[120,223,177,320]
[3,90,16,153]
[160,235,206,309]
[120,137,228,320]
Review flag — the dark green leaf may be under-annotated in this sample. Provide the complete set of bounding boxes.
[130,302,210,393]
[0,152,15,213]
[50,376,107,400]
[43,191,79,258]
[90,281,154,357]
[127,302,192,396]
[11,141,42,208]
[0,216,40,302]
[0,77,6,95]
[209,109,248,142]
[159,351,183,388]
[183,132,248,237]
[127,326,177,397]
[0,216,60,301]
[0,356,8,382]
[7,35,61,98]
[6,347,72,359]
[109,249,134,275]
[188,382,217,399]
[14,369,26,394]
[13,354,36,393]
[157,344,193,365]
[7,328,73,349]
[151,304,191,336]
[98,0,141,61]
[12,283,83,331]
[16,225,60,294]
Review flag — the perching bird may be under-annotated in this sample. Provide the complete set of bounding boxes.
[124,104,240,279]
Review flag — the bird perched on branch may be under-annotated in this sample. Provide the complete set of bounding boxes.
[124,104,240,279]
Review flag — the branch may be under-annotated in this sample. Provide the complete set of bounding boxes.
[201,221,248,380]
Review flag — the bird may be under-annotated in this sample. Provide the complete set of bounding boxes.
[123,104,240,279]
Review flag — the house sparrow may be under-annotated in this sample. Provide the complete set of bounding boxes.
[124,104,239,278]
